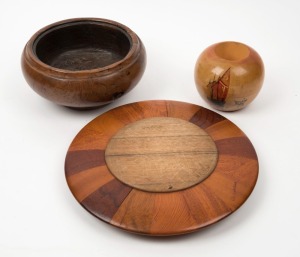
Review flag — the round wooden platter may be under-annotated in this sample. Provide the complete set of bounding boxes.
[65,100,258,236]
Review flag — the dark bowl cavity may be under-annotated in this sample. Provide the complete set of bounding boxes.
[33,21,132,71]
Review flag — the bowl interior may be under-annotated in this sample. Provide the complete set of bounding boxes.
[33,21,132,71]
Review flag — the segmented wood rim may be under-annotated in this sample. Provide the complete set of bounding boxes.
[65,100,258,236]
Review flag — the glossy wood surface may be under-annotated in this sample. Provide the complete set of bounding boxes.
[65,100,259,236]
[21,18,146,109]
[195,41,264,111]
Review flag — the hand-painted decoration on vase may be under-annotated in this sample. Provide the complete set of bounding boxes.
[207,68,230,106]
[235,97,247,106]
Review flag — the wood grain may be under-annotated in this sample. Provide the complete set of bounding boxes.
[65,150,106,175]
[81,179,132,223]
[195,41,264,111]
[189,107,226,129]
[65,100,259,236]
[105,117,218,192]
[21,18,146,108]
[66,166,114,202]
[205,119,245,141]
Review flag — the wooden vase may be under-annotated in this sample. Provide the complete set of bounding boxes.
[194,41,264,111]
[21,18,146,109]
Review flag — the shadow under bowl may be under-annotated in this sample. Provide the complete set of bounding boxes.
[21,18,146,109]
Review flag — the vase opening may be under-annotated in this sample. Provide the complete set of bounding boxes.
[214,42,250,61]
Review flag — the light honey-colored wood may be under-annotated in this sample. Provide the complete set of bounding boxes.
[105,117,218,192]
[194,41,264,111]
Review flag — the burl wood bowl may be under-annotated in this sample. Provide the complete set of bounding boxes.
[195,41,264,111]
[21,18,146,109]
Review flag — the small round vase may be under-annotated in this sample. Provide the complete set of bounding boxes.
[194,41,264,111]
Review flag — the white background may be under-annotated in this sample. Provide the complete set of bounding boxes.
[1,0,300,256]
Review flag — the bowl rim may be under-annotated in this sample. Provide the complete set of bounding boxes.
[24,17,142,76]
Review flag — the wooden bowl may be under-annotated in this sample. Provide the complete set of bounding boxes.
[21,18,146,109]
[194,41,264,111]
